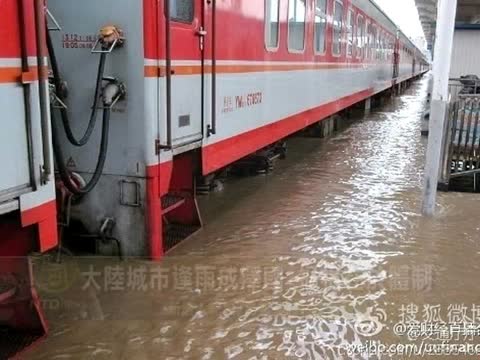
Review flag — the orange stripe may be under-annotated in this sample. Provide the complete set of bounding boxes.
[144,63,366,78]
[144,65,159,78]
[0,66,41,84]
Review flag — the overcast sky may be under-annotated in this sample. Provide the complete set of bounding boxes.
[375,0,426,49]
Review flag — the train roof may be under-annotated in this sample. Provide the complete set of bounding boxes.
[367,0,429,62]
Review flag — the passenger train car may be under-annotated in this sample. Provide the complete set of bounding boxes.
[0,1,57,259]
[0,0,58,356]
[45,0,429,259]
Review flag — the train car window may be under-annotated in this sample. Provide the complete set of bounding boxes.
[364,19,370,60]
[314,0,327,54]
[356,15,364,59]
[371,25,377,60]
[288,0,306,52]
[387,37,391,60]
[376,31,380,60]
[388,37,392,60]
[378,32,382,60]
[347,8,354,57]
[332,0,344,56]
[381,33,386,61]
[378,31,382,60]
[383,34,387,60]
[376,29,380,60]
[167,0,194,23]
[383,34,386,60]
[368,24,374,60]
[265,0,280,50]
[390,37,394,59]
[387,36,391,59]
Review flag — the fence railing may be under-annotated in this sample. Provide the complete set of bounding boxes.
[442,95,480,185]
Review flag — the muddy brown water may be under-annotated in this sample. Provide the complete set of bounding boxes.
[26,77,480,359]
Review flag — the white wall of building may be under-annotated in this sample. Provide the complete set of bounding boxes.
[450,29,480,78]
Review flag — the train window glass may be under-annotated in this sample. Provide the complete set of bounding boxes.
[376,28,382,60]
[364,19,372,59]
[368,24,373,60]
[383,35,387,60]
[347,8,354,57]
[369,26,372,59]
[356,15,364,59]
[168,0,194,23]
[376,29,380,60]
[388,37,391,59]
[265,0,280,50]
[381,33,386,60]
[371,25,377,60]
[387,36,390,60]
[383,35,386,60]
[314,0,327,54]
[387,37,390,59]
[388,37,392,60]
[332,0,343,56]
[378,31,382,59]
[378,31,382,60]
[390,37,394,59]
[364,19,370,60]
[288,0,306,52]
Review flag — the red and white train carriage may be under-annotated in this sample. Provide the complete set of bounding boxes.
[0,0,427,355]
[0,0,57,356]
[43,0,428,261]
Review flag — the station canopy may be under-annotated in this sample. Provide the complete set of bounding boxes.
[415,0,480,49]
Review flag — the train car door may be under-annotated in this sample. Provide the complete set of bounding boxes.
[164,0,204,149]
[0,0,36,203]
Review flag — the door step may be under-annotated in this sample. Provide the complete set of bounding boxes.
[162,193,200,252]
[163,223,200,253]
[162,192,201,252]
[160,153,203,255]
[161,194,186,214]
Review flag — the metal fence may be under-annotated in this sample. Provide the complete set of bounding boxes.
[442,94,480,186]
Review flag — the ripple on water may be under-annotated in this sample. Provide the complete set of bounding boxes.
[29,77,480,360]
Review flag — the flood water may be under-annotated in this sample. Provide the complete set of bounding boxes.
[28,76,480,359]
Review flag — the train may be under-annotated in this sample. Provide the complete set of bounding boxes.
[46,0,428,258]
[0,0,428,356]
[0,0,58,356]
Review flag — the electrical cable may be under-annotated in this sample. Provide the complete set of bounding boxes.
[51,105,111,195]
[46,28,107,147]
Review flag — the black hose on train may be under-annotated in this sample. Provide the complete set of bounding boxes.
[46,28,107,147]
[51,106,111,196]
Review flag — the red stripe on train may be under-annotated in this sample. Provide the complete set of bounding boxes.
[21,200,58,253]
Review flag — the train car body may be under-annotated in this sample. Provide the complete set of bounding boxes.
[0,0,57,357]
[0,0,57,255]
[46,0,428,259]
